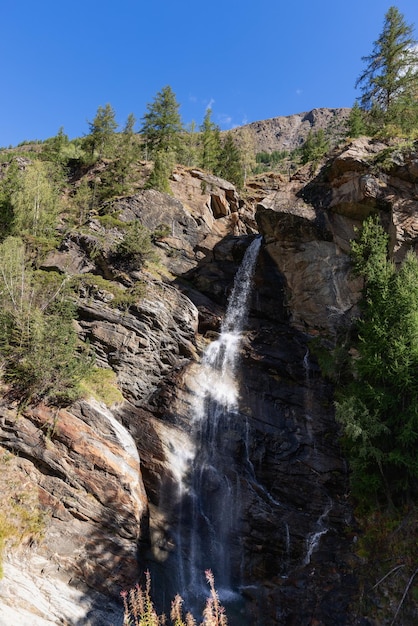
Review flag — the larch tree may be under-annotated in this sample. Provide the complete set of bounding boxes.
[99,113,139,200]
[336,216,418,507]
[355,6,418,129]
[84,103,118,158]
[140,85,183,158]
[236,126,256,185]
[217,133,244,189]
[200,108,221,173]
[11,160,60,238]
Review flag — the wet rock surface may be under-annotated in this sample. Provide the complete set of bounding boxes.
[2,138,418,624]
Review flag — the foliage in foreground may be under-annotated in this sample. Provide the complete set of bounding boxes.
[335,216,418,508]
[353,506,418,625]
[121,570,227,626]
[0,237,93,406]
[0,449,46,578]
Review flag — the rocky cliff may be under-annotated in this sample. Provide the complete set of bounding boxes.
[1,137,418,625]
[232,107,351,153]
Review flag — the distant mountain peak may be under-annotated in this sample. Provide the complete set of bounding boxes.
[232,107,351,153]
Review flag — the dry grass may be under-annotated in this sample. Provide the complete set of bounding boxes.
[121,570,228,626]
[0,447,46,577]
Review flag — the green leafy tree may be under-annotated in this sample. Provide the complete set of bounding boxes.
[355,6,418,130]
[84,103,118,158]
[200,108,221,173]
[177,120,200,167]
[0,160,20,237]
[236,126,256,184]
[70,178,94,225]
[140,85,183,158]
[217,133,244,188]
[0,237,92,405]
[336,216,418,507]
[11,160,61,238]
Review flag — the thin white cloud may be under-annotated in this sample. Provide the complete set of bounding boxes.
[296,89,303,96]
[218,113,233,127]
[205,98,215,111]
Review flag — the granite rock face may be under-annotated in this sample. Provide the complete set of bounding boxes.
[232,107,351,153]
[0,399,146,625]
[1,138,418,624]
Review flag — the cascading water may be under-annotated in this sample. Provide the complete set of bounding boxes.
[176,236,262,613]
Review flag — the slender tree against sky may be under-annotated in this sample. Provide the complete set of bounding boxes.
[140,85,183,158]
[355,6,418,116]
[84,103,118,158]
[200,108,221,173]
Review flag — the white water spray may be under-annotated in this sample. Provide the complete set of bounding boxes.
[177,236,262,607]
[304,500,332,565]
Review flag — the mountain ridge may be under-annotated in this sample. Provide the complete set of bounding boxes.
[232,106,351,153]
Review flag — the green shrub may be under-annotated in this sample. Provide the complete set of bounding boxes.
[115,220,158,265]
[74,273,145,310]
[0,238,94,406]
[79,367,124,406]
[0,450,46,578]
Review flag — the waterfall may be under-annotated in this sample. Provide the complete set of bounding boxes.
[303,500,332,565]
[176,236,262,611]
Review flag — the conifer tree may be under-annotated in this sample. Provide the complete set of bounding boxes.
[346,101,367,138]
[237,126,256,184]
[42,127,69,163]
[178,120,200,167]
[355,6,418,129]
[99,113,139,200]
[145,149,175,194]
[217,132,244,188]
[84,103,118,158]
[300,129,329,165]
[336,216,418,507]
[200,108,221,173]
[140,85,182,158]
[11,160,60,238]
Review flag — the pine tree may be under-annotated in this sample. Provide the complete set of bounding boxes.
[140,85,182,158]
[42,127,69,164]
[178,120,200,167]
[99,113,139,200]
[236,126,256,184]
[355,6,418,129]
[336,216,418,507]
[217,133,244,188]
[300,129,329,165]
[347,101,367,138]
[145,149,175,194]
[200,108,221,173]
[84,103,118,158]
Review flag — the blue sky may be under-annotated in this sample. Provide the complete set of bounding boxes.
[2,1,418,147]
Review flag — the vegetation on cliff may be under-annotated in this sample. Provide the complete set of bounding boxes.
[0,5,417,623]
[349,5,418,138]
[336,216,418,508]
